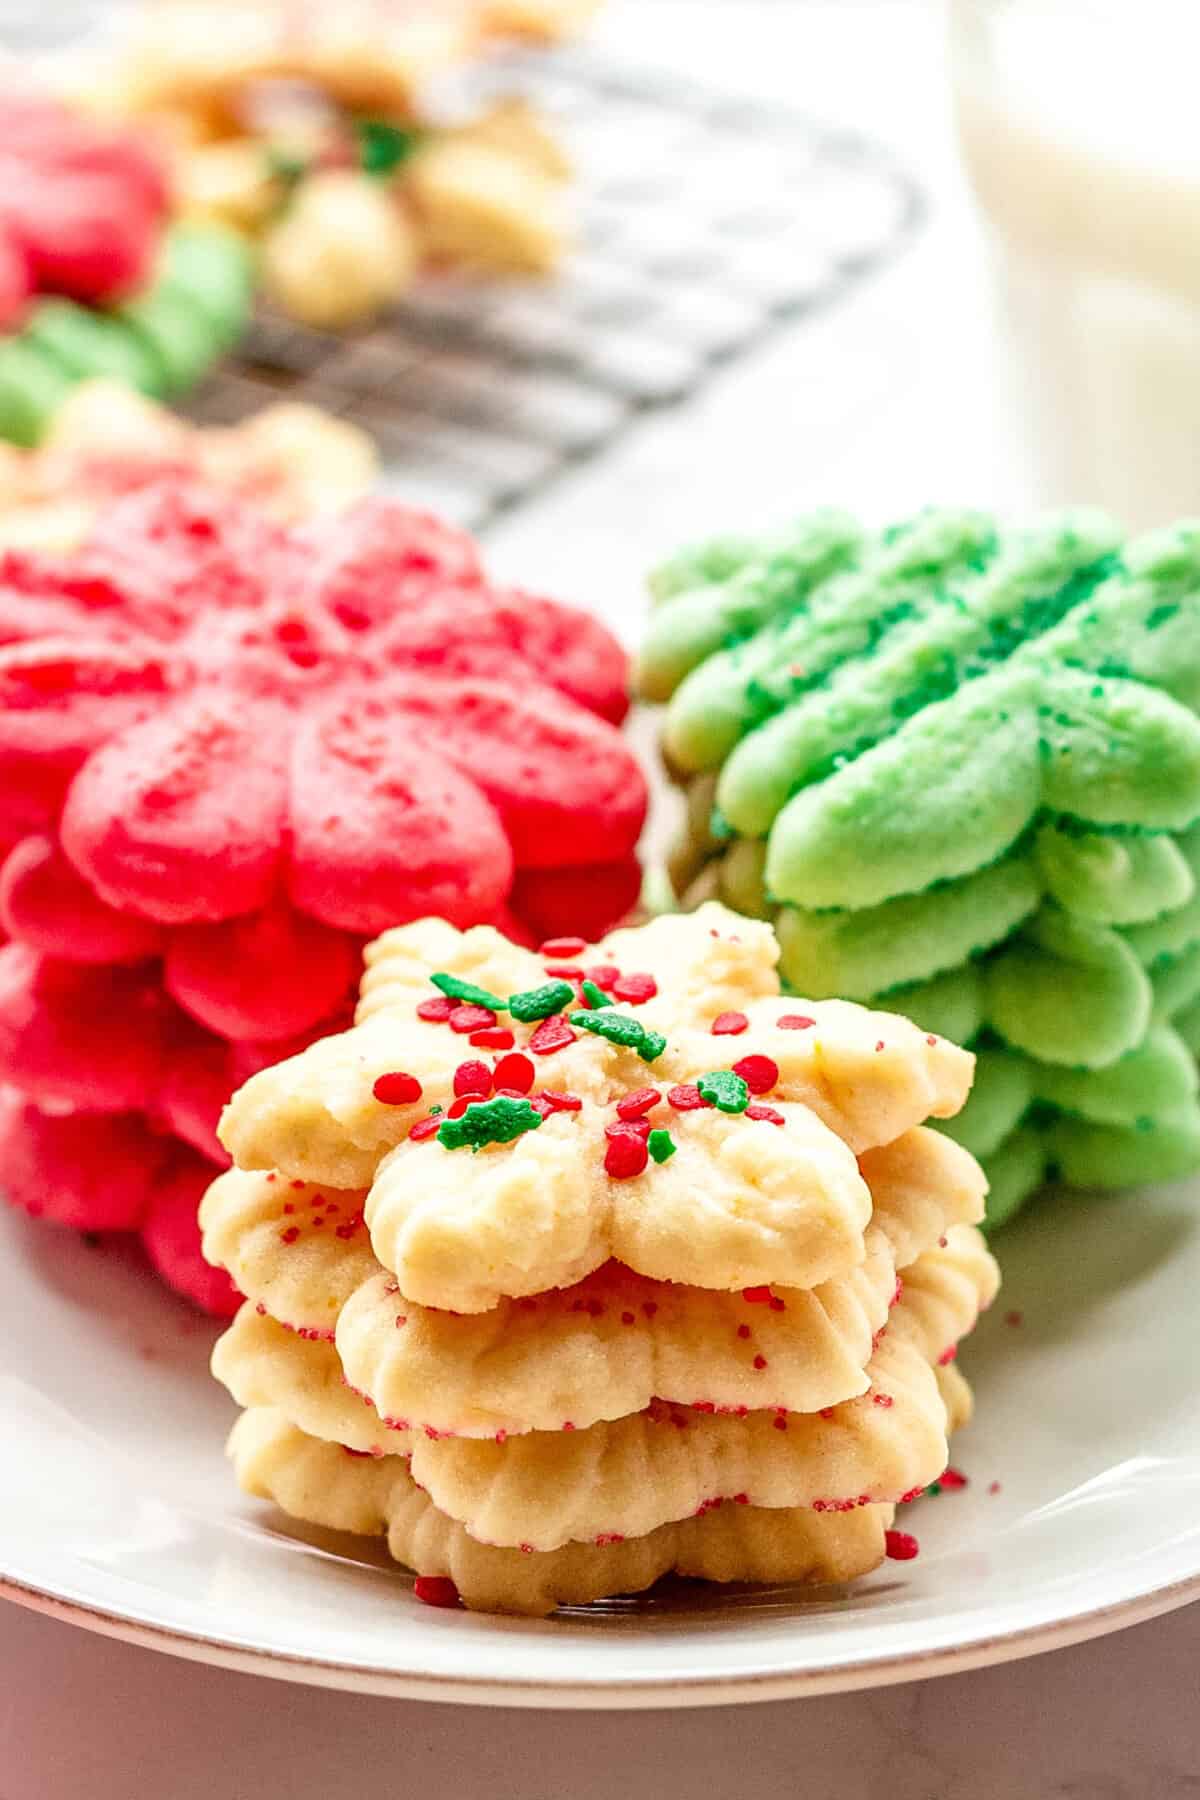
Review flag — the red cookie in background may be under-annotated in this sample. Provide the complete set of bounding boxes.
[0,93,168,308]
[0,478,647,1313]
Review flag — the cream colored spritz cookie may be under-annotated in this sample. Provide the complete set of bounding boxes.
[230,1409,896,1616]
[213,1305,410,1456]
[334,1125,983,1437]
[199,1168,379,1337]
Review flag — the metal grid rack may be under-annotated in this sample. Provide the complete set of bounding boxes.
[180,44,925,531]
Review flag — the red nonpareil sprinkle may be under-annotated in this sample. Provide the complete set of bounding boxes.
[745,1102,785,1126]
[449,1003,496,1033]
[938,1344,957,1365]
[752,1354,768,1371]
[773,1414,788,1431]
[417,996,455,1022]
[492,1052,535,1095]
[818,1408,835,1421]
[939,1467,968,1491]
[413,1575,460,1609]
[469,1027,514,1050]
[612,971,657,1005]
[732,1054,779,1094]
[988,1480,1002,1495]
[453,1060,493,1099]
[667,1082,707,1111]
[926,1034,938,1046]
[282,1203,294,1215]
[621,1311,635,1325]
[537,1090,582,1112]
[711,1011,749,1036]
[875,1040,885,1053]
[642,1301,658,1319]
[290,1180,305,1190]
[1005,1309,1024,1328]
[584,964,620,990]
[540,936,588,960]
[873,1392,894,1409]
[594,1532,626,1547]
[736,1324,751,1340]
[742,1285,773,1305]
[898,1485,925,1505]
[777,1014,815,1031]
[527,1015,577,1055]
[279,1226,300,1244]
[617,1087,662,1120]
[605,1130,650,1178]
[770,1295,786,1312]
[544,964,583,981]
[408,1116,441,1142]
[884,1530,920,1562]
[394,1315,407,1329]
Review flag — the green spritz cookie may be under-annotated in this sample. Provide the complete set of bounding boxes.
[643,507,1200,1228]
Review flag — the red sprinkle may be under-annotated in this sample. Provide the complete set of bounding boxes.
[372,1071,422,1105]
[621,1311,635,1326]
[667,1082,707,1111]
[528,1015,577,1056]
[279,1226,300,1244]
[737,1324,751,1340]
[732,1054,779,1094]
[1004,1310,1024,1328]
[777,1014,815,1031]
[469,1027,514,1050]
[453,1060,493,1099]
[612,971,657,1005]
[537,1090,583,1112]
[742,1286,773,1305]
[605,1132,649,1179]
[606,1117,651,1141]
[584,964,620,990]
[447,1096,472,1119]
[416,996,455,1022]
[927,1034,938,1045]
[752,1355,768,1371]
[938,1344,958,1365]
[711,1011,749,1036]
[617,1086,662,1120]
[745,1102,785,1126]
[884,1530,920,1562]
[539,936,587,960]
[872,1392,894,1409]
[449,1003,496,1033]
[544,964,583,981]
[493,1052,535,1094]
[413,1575,460,1609]
[939,1467,968,1491]
[408,1117,441,1142]
[988,1480,1002,1495]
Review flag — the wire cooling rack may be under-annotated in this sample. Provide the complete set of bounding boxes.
[178,43,925,530]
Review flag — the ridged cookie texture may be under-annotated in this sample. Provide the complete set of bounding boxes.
[207,906,994,1614]
[643,509,1200,1224]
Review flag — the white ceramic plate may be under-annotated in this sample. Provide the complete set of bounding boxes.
[2,1179,1198,1708]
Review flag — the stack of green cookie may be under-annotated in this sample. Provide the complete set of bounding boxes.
[0,225,254,447]
[639,508,1200,1228]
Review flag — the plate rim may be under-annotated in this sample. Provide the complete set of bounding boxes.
[4,1562,1199,1708]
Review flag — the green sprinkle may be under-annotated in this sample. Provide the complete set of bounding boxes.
[925,1481,943,1499]
[647,1129,676,1164]
[509,981,575,1022]
[576,1010,668,1063]
[437,1097,543,1152]
[697,1070,750,1114]
[356,118,423,177]
[429,1105,443,1117]
[431,972,506,1011]
[580,980,613,1010]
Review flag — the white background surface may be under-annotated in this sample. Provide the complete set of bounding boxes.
[4,2,1199,1794]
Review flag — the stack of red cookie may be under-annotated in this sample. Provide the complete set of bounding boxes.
[0,479,645,1311]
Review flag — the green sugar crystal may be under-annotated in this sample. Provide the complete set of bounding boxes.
[508,981,575,1022]
[696,1070,750,1113]
[576,1010,667,1062]
[647,1129,677,1163]
[437,1097,542,1152]
[431,972,507,1011]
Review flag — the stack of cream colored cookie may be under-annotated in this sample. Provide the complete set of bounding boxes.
[203,903,998,1615]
